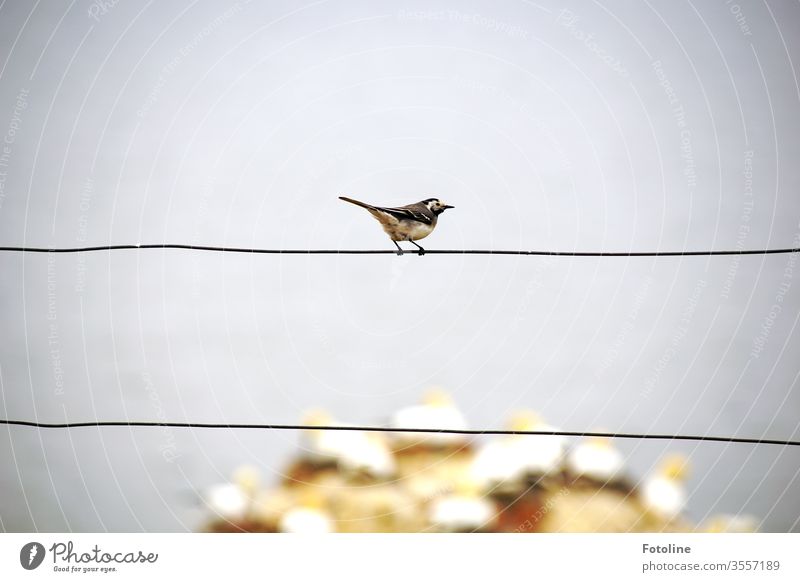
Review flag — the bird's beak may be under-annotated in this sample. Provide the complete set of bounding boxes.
[443,204,454,210]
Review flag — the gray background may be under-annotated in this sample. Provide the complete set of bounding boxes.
[0,0,798,532]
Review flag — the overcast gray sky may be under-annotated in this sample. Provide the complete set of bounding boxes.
[1,0,799,532]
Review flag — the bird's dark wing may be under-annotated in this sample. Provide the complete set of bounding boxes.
[375,204,433,225]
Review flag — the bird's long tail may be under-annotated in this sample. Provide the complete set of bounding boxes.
[339,196,376,211]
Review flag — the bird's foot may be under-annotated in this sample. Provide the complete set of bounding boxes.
[411,242,425,256]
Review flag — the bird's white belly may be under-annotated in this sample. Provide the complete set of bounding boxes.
[384,220,434,241]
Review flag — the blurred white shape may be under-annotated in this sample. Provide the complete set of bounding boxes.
[471,438,519,485]
[301,409,360,464]
[509,411,566,476]
[279,508,334,533]
[642,454,690,519]
[203,464,261,521]
[391,389,468,446]
[430,496,495,531]
[430,479,495,531]
[204,483,249,521]
[567,436,625,482]
[471,411,565,489]
[300,409,396,477]
[231,465,261,496]
[338,433,397,478]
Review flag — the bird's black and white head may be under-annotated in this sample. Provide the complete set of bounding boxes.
[421,198,454,215]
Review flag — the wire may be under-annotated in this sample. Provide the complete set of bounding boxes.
[2,243,797,448]
[1,419,797,446]
[0,244,799,256]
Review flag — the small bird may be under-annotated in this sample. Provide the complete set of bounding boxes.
[339,196,454,255]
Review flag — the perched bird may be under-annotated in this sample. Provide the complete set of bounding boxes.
[339,196,454,255]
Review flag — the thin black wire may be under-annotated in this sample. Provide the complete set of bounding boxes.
[2,243,797,448]
[1,419,797,446]
[0,244,799,256]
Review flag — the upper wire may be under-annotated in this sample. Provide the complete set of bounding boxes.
[1,244,799,256]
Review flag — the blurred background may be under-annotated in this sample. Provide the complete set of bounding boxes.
[0,0,798,532]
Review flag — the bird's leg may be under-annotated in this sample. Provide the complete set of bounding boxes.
[393,240,404,256]
[410,240,425,255]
